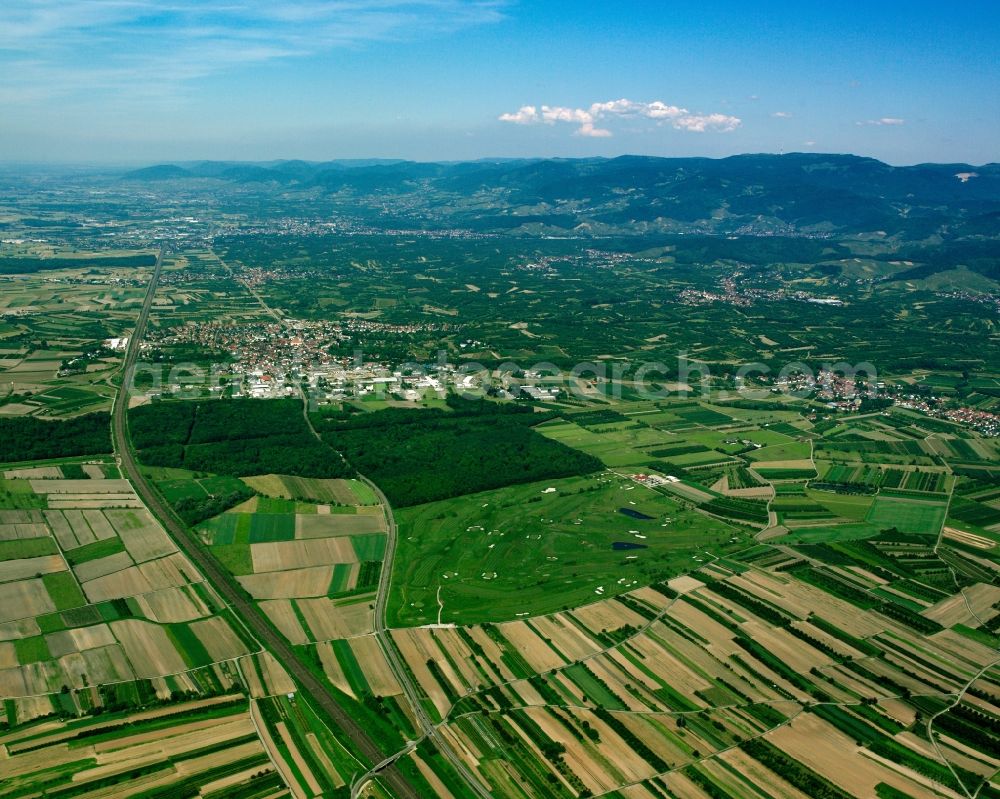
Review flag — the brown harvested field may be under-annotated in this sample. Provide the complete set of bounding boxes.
[0,522,48,540]
[43,510,76,549]
[532,705,656,788]
[81,464,105,480]
[237,565,337,599]
[615,712,695,774]
[73,551,135,583]
[278,720,324,797]
[29,479,133,494]
[929,629,998,670]
[317,643,355,697]
[0,641,17,669]
[61,510,96,548]
[110,619,187,677]
[0,555,65,583]
[410,750,460,799]
[507,678,546,708]
[0,510,45,525]
[617,785,663,799]
[45,624,117,657]
[744,621,832,684]
[571,597,648,634]
[257,655,297,696]
[712,749,809,799]
[104,509,176,562]
[517,706,619,795]
[497,621,565,672]
[392,629,454,717]
[298,595,374,640]
[725,485,774,499]
[433,629,489,690]
[260,600,309,645]
[295,513,384,538]
[943,526,995,550]
[666,575,705,595]
[250,700,305,799]
[625,635,712,702]
[0,668,29,698]
[0,579,55,623]
[82,510,117,541]
[622,586,675,613]
[201,764,281,798]
[134,586,209,623]
[603,646,670,699]
[349,635,403,697]
[767,712,946,799]
[663,481,716,503]
[250,538,357,573]
[925,582,1000,627]
[530,614,603,662]
[47,497,144,509]
[4,467,62,479]
[244,474,365,505]
[465,626,515,682]
[0,617,41,641]
[251,651,296,697]
[667,599,741,656]
[81,553,194,603]
[239,474,287,497]
[190,617,251,661]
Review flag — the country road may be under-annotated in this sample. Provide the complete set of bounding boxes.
[351,475,494,799]
[111,247,420,799]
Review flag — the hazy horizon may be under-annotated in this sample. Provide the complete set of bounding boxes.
[2,1,997,166]
[1,151,997,172]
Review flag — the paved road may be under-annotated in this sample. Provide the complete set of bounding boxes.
[353,476,494,799]
[111,248,420,799]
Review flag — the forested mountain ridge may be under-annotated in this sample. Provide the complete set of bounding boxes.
[123,153,1000,239]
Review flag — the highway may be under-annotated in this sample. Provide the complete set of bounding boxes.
[111,247,420,799]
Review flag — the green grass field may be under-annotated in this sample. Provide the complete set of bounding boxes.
[350,534,387,561]
[866,495,948,536]
[805,488,876,520]
[389,473,746,626]
[778,522,882,545]
[14,635,51,665]
[247,513,296,542]
[0,537,58,560]
[41,571,87,611]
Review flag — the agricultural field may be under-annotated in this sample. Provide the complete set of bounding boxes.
[192,471,390,647]
[0,453,394,799]
[0,461,255,702]
[0,248,156,418]
[384,556,1000,799]
[1,171,999,798]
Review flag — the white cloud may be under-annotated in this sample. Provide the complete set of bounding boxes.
[498,106,539,125]
[577,122,613,138]
[498,98,741,137]
[772,111,792,118]
[856,117,905,126]
[0,1,508,103]
[672,113,742,133]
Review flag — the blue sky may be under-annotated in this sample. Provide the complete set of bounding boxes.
[1,1,997,164]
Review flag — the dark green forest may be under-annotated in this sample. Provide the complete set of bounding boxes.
[314,396,604,506]
[0,413,112,462]
[129,399,351,478]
